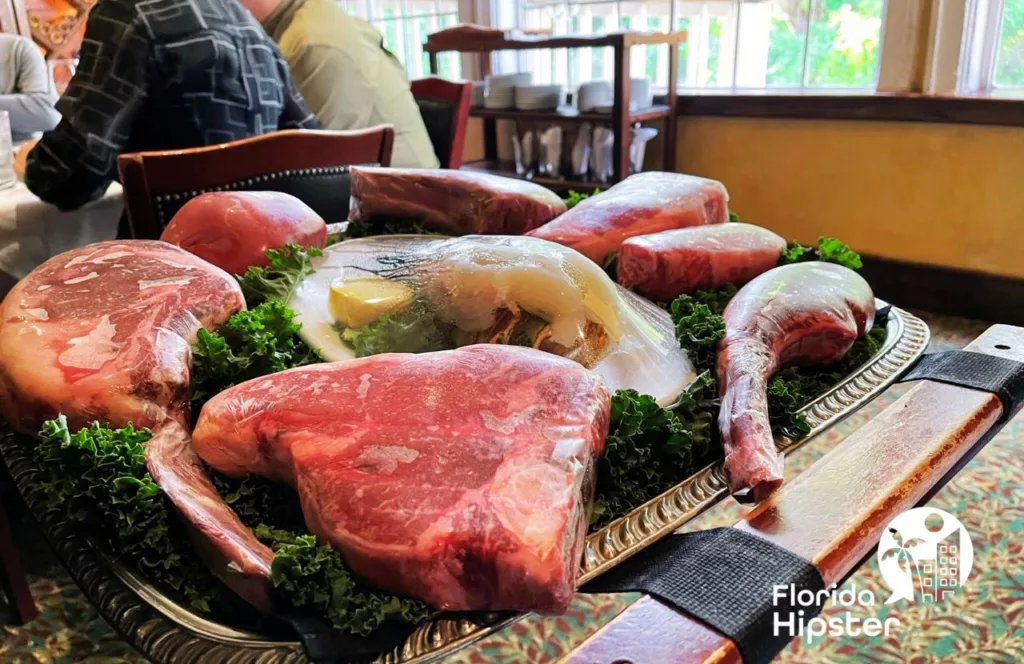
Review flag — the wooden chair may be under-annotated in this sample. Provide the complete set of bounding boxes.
[117,126,395,239]
[410,77,472,169]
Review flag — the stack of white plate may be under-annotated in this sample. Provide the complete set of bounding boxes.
[577,81,612,112]
[485,73,531,109]
[630,78,654,109]
[514,84,563,111]
[470,81,486,108]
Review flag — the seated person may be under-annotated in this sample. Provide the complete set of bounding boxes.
[24,0,319,211]
[0,34,60,142]
[242,0,439,169]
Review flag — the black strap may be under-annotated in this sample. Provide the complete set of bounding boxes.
[584,528,825,664]
[898,350,1024,423]
[274,612,414,664]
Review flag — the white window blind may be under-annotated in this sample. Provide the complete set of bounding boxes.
[508,1,886,92]
[336,0,463,80]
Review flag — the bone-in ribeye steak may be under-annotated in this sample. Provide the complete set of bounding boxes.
[193,345,611,613]
[717,262,875,503]
[0,240,275,608]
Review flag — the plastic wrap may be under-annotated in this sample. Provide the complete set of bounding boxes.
[160,192,327,276]
[717,262,875,502]
[0,241,274,608]
[193,345,611,613]
[289,235,696,405]
[618,223,787,302]
[527,171,730,263]
[348,166,566,235]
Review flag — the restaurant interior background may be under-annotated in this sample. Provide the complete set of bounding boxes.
[0,0,1022,662]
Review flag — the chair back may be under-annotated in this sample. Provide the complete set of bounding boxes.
[117,126,394,239]
[410,77,472,169]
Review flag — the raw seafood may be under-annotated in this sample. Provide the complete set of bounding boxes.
[717,262,874,502]
[193,345,610,613]
[618,223,787,301]
[528,172,729,263]
[289,235,696,405]
[0,240,274,608]
[160,191,327,275]
[348,166,566,235]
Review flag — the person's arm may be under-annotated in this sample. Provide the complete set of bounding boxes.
[279,74,321,130]
[286,44,373,130]
[25,0,153,211]
[0,38,60,136]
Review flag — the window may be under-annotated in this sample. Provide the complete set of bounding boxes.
[993,0,1024,92]
[508,1,885,91]
[957,0,1024,97]
[336,0,462,80]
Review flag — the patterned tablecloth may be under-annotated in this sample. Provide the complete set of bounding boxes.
[1,314,1021,663]
[0,182,122,282]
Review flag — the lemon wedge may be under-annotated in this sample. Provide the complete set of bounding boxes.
[329,277,414,328]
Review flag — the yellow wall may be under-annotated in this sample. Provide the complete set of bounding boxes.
[677,117,1024,279]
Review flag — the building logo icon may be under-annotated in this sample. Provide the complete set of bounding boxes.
[877,507,974,604]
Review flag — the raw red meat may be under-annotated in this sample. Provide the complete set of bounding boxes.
[0,240,275,608]
[349,166,567,235]
[528,172,729,263]
[193,345,610,613]
[617,223,787,301]
[717,262,874,503]
[160,191,327,276]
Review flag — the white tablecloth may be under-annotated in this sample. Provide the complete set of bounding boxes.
[0,182,123,281]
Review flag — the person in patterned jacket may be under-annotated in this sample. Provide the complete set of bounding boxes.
[23,0,320,212]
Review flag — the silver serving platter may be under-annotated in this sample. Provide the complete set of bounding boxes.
[0,303,929,664]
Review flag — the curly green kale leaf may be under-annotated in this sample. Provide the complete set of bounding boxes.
[191,299,322,408]
[237,243,323,305]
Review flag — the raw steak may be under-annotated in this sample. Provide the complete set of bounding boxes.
[618,223,787,301]
[0,240,275,608]
[349,166,567,235]
[717,262,874,502]
[161,191,327,276]
[192,345,611,613]
[528,172,729,264]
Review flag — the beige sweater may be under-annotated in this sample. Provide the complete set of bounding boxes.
[263,0,439,169]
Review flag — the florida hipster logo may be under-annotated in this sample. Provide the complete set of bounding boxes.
[877,507,974,604]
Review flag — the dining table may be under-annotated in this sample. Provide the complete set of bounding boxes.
[0,181,123,295]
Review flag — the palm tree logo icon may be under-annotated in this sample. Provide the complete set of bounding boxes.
[877,508,973,604]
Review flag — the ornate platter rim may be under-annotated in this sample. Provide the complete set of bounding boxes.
[0,303,930,664]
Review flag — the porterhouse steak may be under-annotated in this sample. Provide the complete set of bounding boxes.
[717,262,875,503]
[193,345,611,612]
[0,240,275,608]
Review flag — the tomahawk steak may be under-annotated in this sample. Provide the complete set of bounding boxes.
[528,172,729,264]
[617,223,787,301]
[0,240,275,607]
[349,166,567,235]
[161,191,327,276]
[193,345,611,613]
[717,262,875,502]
